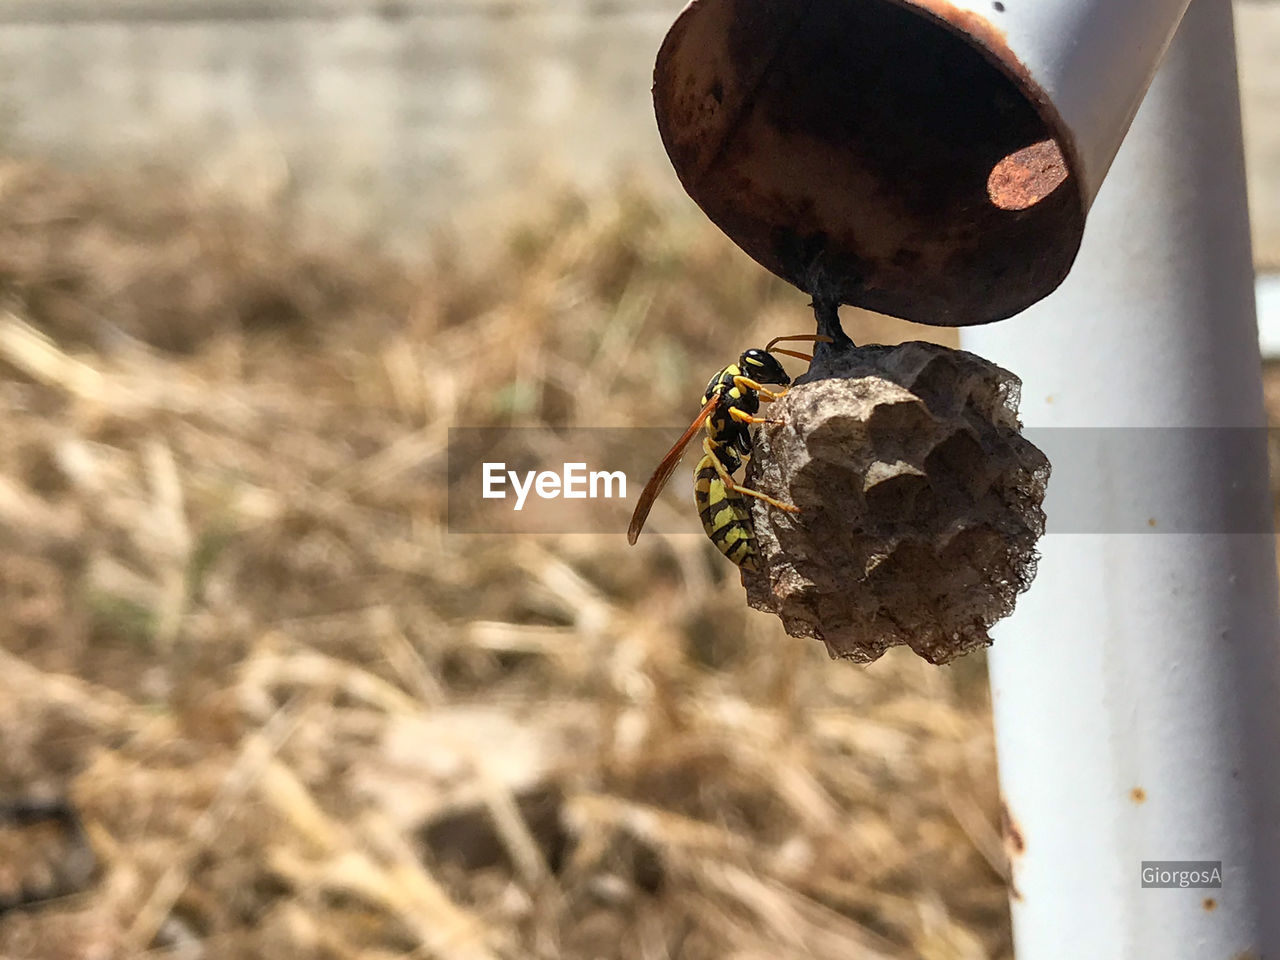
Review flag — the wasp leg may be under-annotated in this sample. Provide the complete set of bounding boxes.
[732,376,787,402]
[728,407,781,426]
[702,438,801,513]
[728,481,801,513]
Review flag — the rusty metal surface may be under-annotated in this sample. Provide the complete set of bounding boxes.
[987,140,1070,211]
[653,0,1088,325]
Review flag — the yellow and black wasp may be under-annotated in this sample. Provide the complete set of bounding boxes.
[627,334,829,570]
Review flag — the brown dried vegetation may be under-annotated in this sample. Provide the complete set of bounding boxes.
[0,160,1010,959]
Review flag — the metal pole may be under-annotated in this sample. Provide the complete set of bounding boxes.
[960,0,1280,956]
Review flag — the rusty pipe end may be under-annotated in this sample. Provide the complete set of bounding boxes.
[653,0,1087,326]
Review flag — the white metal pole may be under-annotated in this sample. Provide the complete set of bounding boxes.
[960,0,1280,956]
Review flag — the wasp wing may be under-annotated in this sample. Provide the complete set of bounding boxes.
[627,395,719,545]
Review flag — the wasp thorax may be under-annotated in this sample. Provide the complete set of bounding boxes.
[743,341,1048,664]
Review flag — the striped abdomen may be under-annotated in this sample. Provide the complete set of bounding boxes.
[694,451,758,570]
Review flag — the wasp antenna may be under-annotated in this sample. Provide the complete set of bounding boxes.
[765,333,834,352]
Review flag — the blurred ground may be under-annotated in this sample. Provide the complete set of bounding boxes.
[0,156,1081,960]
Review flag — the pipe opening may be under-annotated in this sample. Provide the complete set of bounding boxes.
[653,0,1087,325]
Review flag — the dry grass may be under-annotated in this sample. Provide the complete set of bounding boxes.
[0,158,1010,960]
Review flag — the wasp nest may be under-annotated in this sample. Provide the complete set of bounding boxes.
[743,339,1049,664]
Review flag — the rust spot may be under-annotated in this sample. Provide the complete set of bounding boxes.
[1147,517,1158,528]
[1131,787,1147,804]
[998,802,1024,900]
[988,140,1068,210]
[1001,799,1026,856]
[1203,897,1217,911]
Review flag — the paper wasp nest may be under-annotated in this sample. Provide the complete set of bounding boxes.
[743,340,1048,664]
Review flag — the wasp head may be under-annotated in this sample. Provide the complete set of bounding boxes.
[740,348,791,386]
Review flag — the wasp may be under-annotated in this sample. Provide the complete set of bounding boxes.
[627,334,829,570]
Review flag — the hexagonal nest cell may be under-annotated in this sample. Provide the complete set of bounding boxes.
[743,339,1049,664]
